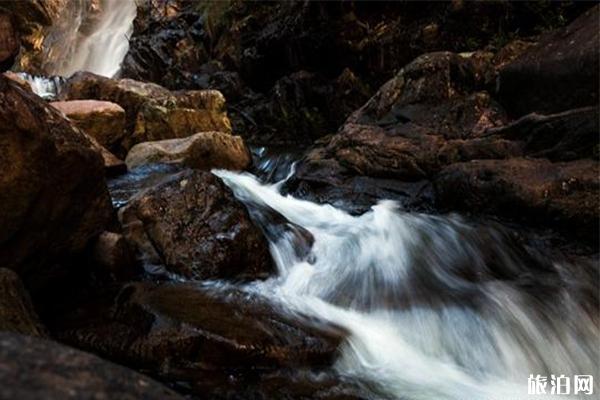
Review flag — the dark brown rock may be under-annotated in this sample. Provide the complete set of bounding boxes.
[434,158,600,242]
[119,170,273,280]
[122,2,592,145]
[91,232,140,281]
[0,75,113,290]
[0,332,184,400]
[346,51,506,139]
[486,106,599,162]
[0,12,18,71]
[286,51,512,211]
[0,268,46,337]
[497,5,600,116]
[54,281,346,398]
[234,69,371,145]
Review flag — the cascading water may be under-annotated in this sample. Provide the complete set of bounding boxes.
[17,0,136,98]
[214,169,599,400]
[44,0,137,78]
[14,73,65,100]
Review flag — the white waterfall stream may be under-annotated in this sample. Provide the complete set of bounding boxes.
[18,0,137,98]
[47,0,137,78]
[214,169,599,400]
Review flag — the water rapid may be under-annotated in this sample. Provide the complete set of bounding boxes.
[214,169,599,400]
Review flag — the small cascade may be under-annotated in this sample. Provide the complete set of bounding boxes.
[15,73,65,100]
[214,169,599,400]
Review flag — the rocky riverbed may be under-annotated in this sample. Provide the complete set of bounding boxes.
[0,1,598,399]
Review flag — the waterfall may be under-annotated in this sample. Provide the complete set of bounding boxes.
[44,0,137,78]
[17,0,136,98]
[214,169,599,400]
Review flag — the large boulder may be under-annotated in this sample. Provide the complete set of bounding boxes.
[286,51,511,211]
[50,100,126,152]
[0,75,113,289]
[434,158,599,242]
[54,282,347,398]
[58,72,232,156]
[345,51,506,138]
[0,268,46,337]
[0,12,18,71]
[119,170,273,280]
[0,332,184,400]
[125,131,251,170]
[497,5,600,116]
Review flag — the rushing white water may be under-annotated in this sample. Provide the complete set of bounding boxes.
[14,73,65,99]
[16,0,136,98]
[214,169,599,400]
[47,0,137,77]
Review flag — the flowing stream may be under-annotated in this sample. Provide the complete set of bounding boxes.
[18,0,598,396]
[214,169,599,400]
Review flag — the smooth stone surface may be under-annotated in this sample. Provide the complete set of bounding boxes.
[125,131,251,171]
[51,99,126,150]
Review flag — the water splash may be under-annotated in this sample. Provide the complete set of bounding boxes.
[214,169,599,400]
[14,73,65,100]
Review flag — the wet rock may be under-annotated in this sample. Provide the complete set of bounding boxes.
[0,12,18,71]
[122,3,207,89]
[107,163,183,209]
[434,158,600,242]
[54,282,345,397]
[492,39,536,71]
[125,131,251,171]
[0,75,113,290]
[193,368,367,400]
[50,100,126,152]
[119,170,273,280]
[0,332,184,400]
[287,51,510,210]
[347,51,506,138]
[121,1,592,145]
[497,5,600,116]
[486,106,599,162]
[91,232,139,281]
[58,72,232,156]
[0,268,46,337]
